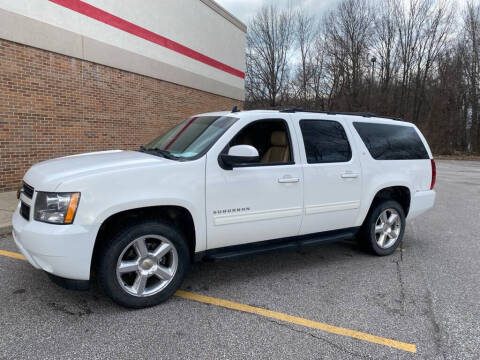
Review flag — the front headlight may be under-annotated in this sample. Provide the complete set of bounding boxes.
[34,192,80,224]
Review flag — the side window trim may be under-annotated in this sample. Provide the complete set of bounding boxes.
[218,118,296,169]
[299,119,353,164]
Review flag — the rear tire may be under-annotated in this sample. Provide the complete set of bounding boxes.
[358,200,405,256]
[97,220,190,308]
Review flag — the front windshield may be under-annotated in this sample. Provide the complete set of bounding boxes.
[143,116,238,160]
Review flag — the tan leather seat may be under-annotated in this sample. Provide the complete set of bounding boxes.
[261,131,290,163]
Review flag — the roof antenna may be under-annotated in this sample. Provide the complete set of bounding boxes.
[231,105,239,113]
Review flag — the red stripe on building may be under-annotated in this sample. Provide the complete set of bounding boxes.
[49,0,245,79]
[164,117,198,150]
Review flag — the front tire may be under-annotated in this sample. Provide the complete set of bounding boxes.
[97,220,190,308]
[359,200,405,256]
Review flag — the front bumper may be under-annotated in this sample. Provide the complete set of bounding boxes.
[408,190,436,220]
[12,203,95,280]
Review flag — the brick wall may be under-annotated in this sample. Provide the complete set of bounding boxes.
[0,39,241,192]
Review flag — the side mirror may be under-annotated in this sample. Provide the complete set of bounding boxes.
[220,145,260,169]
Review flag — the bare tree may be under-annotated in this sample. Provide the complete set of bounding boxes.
[462,1,480,152]
[295,10,317,108]
[394,0,430,115]
[430,50,466,153]
[323,0,373,110]
[246,4,295,107]
[412,0,455,123]
[310,33,327,110]
[371,0,399,95]
[244,0,480,155]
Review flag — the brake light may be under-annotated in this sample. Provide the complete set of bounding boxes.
[430,159,436,190]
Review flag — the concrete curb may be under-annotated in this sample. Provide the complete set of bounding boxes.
[0,224,12,236]
[0,191,17,236]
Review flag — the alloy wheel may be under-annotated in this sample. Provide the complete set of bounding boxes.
[115,235,178,297]
[374,208,401,249]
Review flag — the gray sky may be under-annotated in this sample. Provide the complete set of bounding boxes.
[216,0,470,27]
[215,0,341,26]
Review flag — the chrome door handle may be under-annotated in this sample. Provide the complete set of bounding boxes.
[341,172,359,178]
[278,176,300,183]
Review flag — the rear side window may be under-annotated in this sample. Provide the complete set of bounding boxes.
[300,120,352,163]
[353,122,429,160]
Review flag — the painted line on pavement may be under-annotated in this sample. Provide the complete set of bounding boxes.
[0,249,26,260]
[0,249,416,353]
[175,290,416,353]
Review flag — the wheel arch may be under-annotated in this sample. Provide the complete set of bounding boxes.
[91,205,197,274]
[361,185,412,226]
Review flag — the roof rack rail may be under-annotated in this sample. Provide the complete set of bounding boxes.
[279,107,402,121]
[279,107,305,113]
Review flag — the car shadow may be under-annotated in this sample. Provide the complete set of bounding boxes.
[8,238,403,314]
[182,239,370,291]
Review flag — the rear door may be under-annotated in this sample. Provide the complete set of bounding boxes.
[294,116,362,234]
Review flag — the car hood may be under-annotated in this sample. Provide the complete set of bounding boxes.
[24,150,170,191]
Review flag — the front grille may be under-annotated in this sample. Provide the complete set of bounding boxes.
[20,202,30,221]
[23,182,34,199]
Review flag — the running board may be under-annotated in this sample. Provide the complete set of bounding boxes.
[197,227,359,262]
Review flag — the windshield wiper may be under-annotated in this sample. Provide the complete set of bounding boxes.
[140,146,178,160]
[152,148,178,159]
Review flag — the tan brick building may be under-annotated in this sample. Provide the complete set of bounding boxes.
[0,0,246,191]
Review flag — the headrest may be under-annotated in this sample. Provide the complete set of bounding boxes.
[271,131,287,146]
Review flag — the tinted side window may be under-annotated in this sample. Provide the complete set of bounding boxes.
[353,122,429,160]
[300,120,352,163]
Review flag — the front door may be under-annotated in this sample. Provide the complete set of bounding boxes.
[205,116,303,249]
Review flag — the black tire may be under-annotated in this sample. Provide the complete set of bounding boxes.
[358,200,405,256]
[97,220,190,308]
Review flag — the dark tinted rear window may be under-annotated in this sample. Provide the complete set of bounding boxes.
[353,122,429,160]
[300,120,352,163]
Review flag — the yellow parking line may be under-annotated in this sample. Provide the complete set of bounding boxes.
[175,290,416,353]
[0,249,416,353]
[0,249,26,260]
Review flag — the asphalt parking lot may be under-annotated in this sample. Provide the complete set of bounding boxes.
[0,160,479,359]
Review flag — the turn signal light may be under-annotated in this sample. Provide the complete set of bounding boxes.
[64,193,80,224]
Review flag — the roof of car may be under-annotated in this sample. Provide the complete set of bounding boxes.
[195,109,412,127]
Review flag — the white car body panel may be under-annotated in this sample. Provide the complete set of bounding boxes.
[205,113,304,249]
[12,110,436,281]
[23,150,163,191]
[292,114,363,234]
[16,150,207,279]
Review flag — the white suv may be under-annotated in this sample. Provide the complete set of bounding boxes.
[12,109,436,308]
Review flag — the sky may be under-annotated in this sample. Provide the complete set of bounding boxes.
[216,0,471,27]
[215,0,341,26]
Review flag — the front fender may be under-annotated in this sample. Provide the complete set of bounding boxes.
[57,158,207,258]
[94,198,203,252]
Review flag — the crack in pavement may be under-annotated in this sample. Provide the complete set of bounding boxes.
[393,244,407,315]
[423,288,446,360]
[409,223,448,359]
[266,318,373,359]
